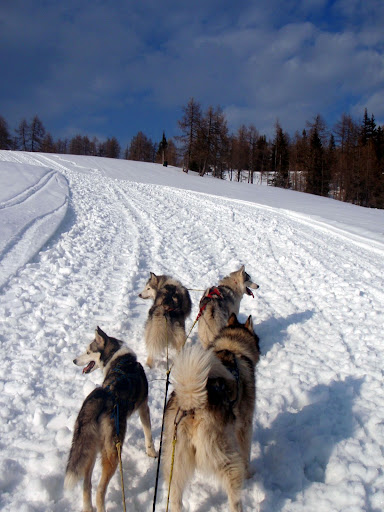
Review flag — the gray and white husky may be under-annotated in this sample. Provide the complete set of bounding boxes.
[139,273,192,367]
[198,265,259,348]
[163,313,260,512]
[64,327,157,512]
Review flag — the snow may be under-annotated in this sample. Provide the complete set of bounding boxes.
[0,150,383,512]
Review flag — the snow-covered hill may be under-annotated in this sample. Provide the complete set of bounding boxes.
[0,151,383,511]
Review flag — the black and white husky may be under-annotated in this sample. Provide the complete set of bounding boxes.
[198,265,259,348]
[139,273,192,367]
[64,327,157,512]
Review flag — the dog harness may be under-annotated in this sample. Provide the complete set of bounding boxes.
[197,286,223,320]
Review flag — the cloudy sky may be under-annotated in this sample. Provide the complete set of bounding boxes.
[1,0,383,147]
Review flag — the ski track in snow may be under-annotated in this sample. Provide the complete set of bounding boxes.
[0,161,69,290]
[0,151,383,511]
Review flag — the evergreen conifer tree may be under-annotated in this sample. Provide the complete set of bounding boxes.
[0,116,12,149]
[271,122,290,188]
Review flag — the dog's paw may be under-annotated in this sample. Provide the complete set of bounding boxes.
[246,465,256,480]
[146,445,158,458]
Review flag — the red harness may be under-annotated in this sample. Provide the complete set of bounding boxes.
[196,287,223,320]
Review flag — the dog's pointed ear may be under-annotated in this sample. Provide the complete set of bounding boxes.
[227,313,239,327]
[239,264,245,274]
[244,315,254,333]
[150,272,158,285]
[95,326,107,347]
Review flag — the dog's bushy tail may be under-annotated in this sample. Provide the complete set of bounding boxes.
[64,435,89,489]
[171,344,215,411]
[64,415,100,489]
[64,468,79,490]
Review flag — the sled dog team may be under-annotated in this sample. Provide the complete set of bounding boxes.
[65,265,260,512]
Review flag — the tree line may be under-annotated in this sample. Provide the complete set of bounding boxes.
[177,99,384,209]
[1,103,383,208]
[0,115,178,165]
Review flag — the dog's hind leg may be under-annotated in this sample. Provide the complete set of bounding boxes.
[96,447,118,512]
[163,433,195,512]
[173,323,187,352]
[219,457,245,512]
[165,461,190,512]
[237,423,253,478]
[145,333,157,368]
[145,318,164,367]
[138,398,157,457]
[83,454,96,512]
[145,334,155,367]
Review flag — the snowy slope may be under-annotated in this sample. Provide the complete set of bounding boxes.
[0,161,69,289]
[0,150,383,512]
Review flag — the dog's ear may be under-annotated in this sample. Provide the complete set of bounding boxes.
[231,265,245,278]
[227,313,239,327]
[95,326,108,347]
[244,315,254,333]
[150,272,158,285]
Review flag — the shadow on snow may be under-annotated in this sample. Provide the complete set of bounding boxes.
[254,376,364,511]
[256,310,315,354]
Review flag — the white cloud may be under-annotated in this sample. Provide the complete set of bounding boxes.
[1,0,383,140]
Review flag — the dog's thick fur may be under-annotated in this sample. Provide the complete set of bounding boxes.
[139,273,192,367]
[64,327,157,512]
[198,265,259,348]
[163,314,260,512]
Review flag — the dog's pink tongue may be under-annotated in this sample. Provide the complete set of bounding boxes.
[83,361,95,374]
[246,287,254,298]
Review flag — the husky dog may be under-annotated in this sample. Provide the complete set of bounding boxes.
[139,273,192,367]
[198,265,259,348]
[65,327,157,512]
[163,314,260,512]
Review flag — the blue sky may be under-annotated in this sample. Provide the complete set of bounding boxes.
[1,0,383,148]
